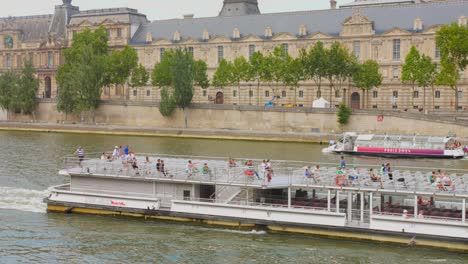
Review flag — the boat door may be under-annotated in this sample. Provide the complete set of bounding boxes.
[341,191,371,226]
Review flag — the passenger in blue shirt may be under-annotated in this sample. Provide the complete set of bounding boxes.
[124,145,129,155]
[340,156,346,168]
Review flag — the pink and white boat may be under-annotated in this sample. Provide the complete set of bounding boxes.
[324,132,466,159]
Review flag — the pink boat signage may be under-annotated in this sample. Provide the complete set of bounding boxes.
[357,147,444,155]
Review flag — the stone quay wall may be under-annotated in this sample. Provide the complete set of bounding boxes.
[6,101,468,137]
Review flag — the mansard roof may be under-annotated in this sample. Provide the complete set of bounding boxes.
[131,0,466,44]
[0,15,53,41]
[69,8,148,26]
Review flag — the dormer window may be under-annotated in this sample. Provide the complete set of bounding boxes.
[202,29,210,41]
[413,17,423,31]
[264,26,273,39]
[173,30,181,42]
[299,24,307,37]
[233,28,240,40]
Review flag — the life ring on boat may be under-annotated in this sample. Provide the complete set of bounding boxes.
[335,171,346,186]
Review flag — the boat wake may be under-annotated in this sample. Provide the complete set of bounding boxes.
[0,186,48,213]
[196,226,267,235]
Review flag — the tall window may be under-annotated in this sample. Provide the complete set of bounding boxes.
[106,29,111,37]
[435,91,441,98]
[282,43,289,55]
[5,54,11,68]
[117,28,122,38]
[160,48,166,60]
[353,41,361,58]
[458,90,463,99]
[393,39,401,60]
[48,51,53,67]
[393,91,399,98]
[218,46,224,63]
[265,90,270,97]
[435,44,440,59]
[413,91,419,98]
[233,90,237,97]
[249,90,253,97]
[282,91,287,98]
[393,66,400,79]
[373,91,378,98]
[299,91,304,98]
[249,45,255,59]
[187,47,194,57]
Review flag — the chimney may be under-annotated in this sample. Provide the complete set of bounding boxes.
[183,14,194,19]
[330,0,337,9]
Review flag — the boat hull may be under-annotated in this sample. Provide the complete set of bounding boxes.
[45,199,468,253]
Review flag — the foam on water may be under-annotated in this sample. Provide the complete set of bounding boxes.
[196,226,267,235]
[0,186,48,213]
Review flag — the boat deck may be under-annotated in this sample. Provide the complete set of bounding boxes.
[63,155,468,197]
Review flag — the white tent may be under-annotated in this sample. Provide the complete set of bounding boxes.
[312,98,330,108]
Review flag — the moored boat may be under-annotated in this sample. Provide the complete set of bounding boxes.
[45,153,468,251]
[323,133,466,159]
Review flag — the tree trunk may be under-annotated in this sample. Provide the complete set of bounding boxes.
[423,86,426,111]
[432,85,435,111]
[329,84,333,108]
[454,87,459,111]
[257,80,260,106]
[183,108,188,128]
[238,83,241,106]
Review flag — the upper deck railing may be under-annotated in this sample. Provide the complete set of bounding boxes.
[61,153,468,198]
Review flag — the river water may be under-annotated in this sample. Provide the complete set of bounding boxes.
[0,131,467,263]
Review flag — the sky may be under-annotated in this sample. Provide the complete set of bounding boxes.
[0,0,349,20]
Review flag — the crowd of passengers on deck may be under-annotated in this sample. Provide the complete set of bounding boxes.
[303,156,457,192]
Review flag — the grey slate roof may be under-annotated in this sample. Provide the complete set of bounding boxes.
[0,15,53,41]
[131,0,467,44]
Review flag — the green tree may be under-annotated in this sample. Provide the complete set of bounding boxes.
[151,49,208,127]
[212,59,233,90]
[56,27,109,122]
[352,60,383,109]
[282,57,304,105]
[193,60,210,89]
[402,46,421,108]
[17,59,40,117]
[269,46,290,95]
[229,56,252,105]
[249,51,266,105]
[416,55,438,110]
[159,86,176,117]
[325,42,353,107]
[337,103,352,128]
[130,64,150,88]
[436,23,468,110]
[0,71,19,119]
[301,42,327,99]
[436,60,460,110]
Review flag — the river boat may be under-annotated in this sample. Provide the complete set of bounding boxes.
[322,132,466,159]
[45,154,468,251]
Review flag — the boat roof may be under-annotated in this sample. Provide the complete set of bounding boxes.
[62,154,468,199]
[354,134,453,143]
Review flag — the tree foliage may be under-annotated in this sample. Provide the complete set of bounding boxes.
[212,59,232,89]
[300,41,327,98]
[151,48,209,122]
[352,60,383,108]
[436,23,468,110]
[130,64,150,88]
[337,103,352,127]
[402,46,421,107]
[416,54,438,109]
[0,59,40,118]
[56,27,139,118]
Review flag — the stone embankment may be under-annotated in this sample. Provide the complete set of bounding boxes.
[0,101,467,143]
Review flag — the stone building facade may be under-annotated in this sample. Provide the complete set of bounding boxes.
[0,0,466,111]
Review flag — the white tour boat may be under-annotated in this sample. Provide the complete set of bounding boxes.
[323,133,466,159]
[46,154,468,251]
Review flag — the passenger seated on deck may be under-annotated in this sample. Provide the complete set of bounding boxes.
[160,160,168,177]
[245,160,261,180]
[305,166,312,178]
[348,165,359,181]
[131,157,140,176]
[228,158,237,168]
[370,168,383,189]
[311,165,321,183]
[156,159,161,172]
